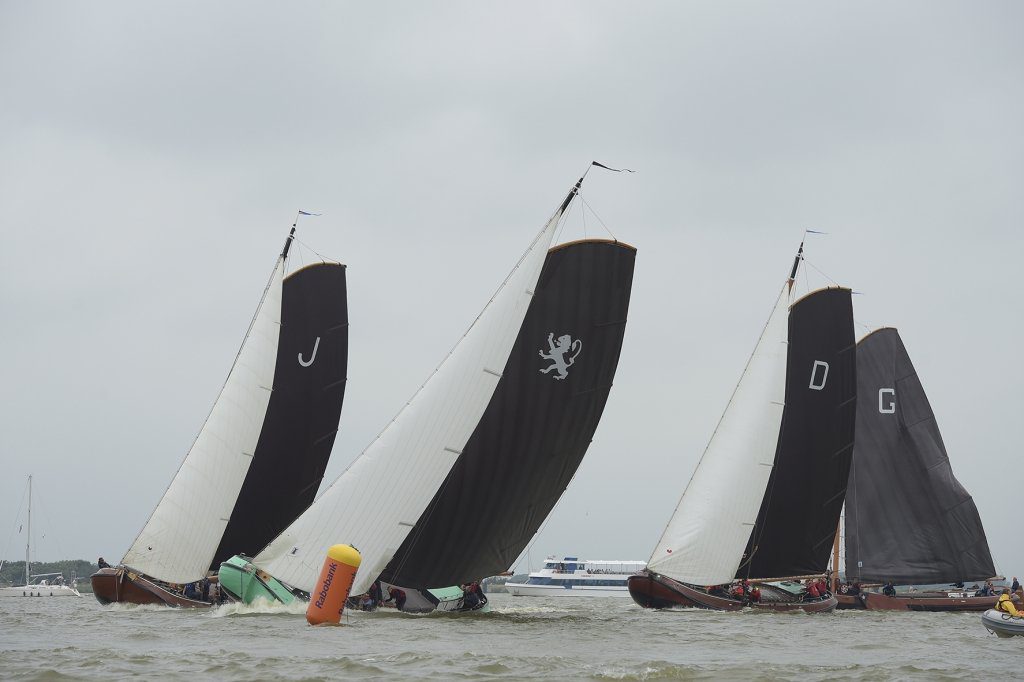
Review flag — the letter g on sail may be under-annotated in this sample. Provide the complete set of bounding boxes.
[298,336,321,367]
[879,388,896,413]
[808,360,829,390]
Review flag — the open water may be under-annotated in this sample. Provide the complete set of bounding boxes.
[1,593,1021,680]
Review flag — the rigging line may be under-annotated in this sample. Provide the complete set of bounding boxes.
[120,243,286,567]
[0,479,29,574]
[331,188,579,463]
[581,192,588,240]
[802,258,840,287]
[579,195,618,241]
[293,236,335,265]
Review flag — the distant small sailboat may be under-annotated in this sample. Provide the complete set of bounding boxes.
[0,476,81,598]
[628,241,855,612]
[91,226,348,607]
[220,169,614,609]
[840,327,997,612]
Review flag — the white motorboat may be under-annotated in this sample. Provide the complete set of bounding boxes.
[507,557,646,597]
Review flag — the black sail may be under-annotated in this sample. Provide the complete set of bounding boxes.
[212,262,348,567]
[844,328,994,584]
[380,240,636,589]
[740,287,856,579]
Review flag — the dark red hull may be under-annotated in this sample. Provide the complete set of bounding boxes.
[628,571,837,613]
[861,591,996,612]
[90,568,212,608]
[836,593,865,609]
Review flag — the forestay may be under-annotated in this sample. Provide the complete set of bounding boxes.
[253,181,581,596]
[122,258,285,584]
[646,285,790,586]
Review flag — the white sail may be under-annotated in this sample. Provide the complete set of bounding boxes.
[253,191,574,596]
[646,285,791,586]
[122,259,285,584]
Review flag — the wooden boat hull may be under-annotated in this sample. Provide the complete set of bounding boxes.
[628,571,837,613]
[862,591,996,612]
[90,567,212,608]
[628,572,703,609]
[836,593,865,609]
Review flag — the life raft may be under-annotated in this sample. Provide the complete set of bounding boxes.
[982,609,1024,637]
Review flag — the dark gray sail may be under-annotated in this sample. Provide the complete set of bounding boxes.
[212,262,348,567]
[740,287,856,580]
[380,239,635,590]
[845,328,994,584]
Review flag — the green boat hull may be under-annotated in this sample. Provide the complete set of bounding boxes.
[428,585,491,612]
[218,555,296,605]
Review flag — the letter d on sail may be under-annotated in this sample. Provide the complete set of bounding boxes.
[298,336,321,367]
[808,360,829,390]
[879,388,896,413]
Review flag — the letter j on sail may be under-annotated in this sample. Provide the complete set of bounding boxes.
[808,360,829,390]
[298,336,321,367]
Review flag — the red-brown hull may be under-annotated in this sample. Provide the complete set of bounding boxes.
[836,593,865,609]
[628,571,837,613]
[628,572,703,609]
[90,568,212,608]
[861,591,996,612]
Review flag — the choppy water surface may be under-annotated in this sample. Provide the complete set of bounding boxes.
[2,594,1021,680]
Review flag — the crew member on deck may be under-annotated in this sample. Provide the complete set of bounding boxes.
[368,580,383,610]
[997,588,1023,617]
[1013,577,1021,593]
[749,584,761,603]
[97,557,111,569]
[883,581,897,597]
[386,586,407,611]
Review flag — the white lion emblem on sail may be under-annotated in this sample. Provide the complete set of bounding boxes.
[538,333,582,380]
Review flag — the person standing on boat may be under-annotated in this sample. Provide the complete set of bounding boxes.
[883,581,897,597]
[368,580,383,609]
[1012,577,1020,592]
[97,557,111,569]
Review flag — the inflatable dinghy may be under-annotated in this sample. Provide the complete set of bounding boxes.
[982,609,1024,637]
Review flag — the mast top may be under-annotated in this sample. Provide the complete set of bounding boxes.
[787,240,804,292]
[281,227,296,260]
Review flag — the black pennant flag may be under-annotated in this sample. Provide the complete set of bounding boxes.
[592,161,635,173]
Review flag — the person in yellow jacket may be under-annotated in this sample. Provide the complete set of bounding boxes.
[996,588,1023,617]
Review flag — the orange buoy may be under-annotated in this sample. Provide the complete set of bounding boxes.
[306,544,361,626]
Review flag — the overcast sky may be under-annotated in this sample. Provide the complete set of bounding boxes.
[2,1,1021,580]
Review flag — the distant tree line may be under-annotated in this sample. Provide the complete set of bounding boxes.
[0,559,97,587]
